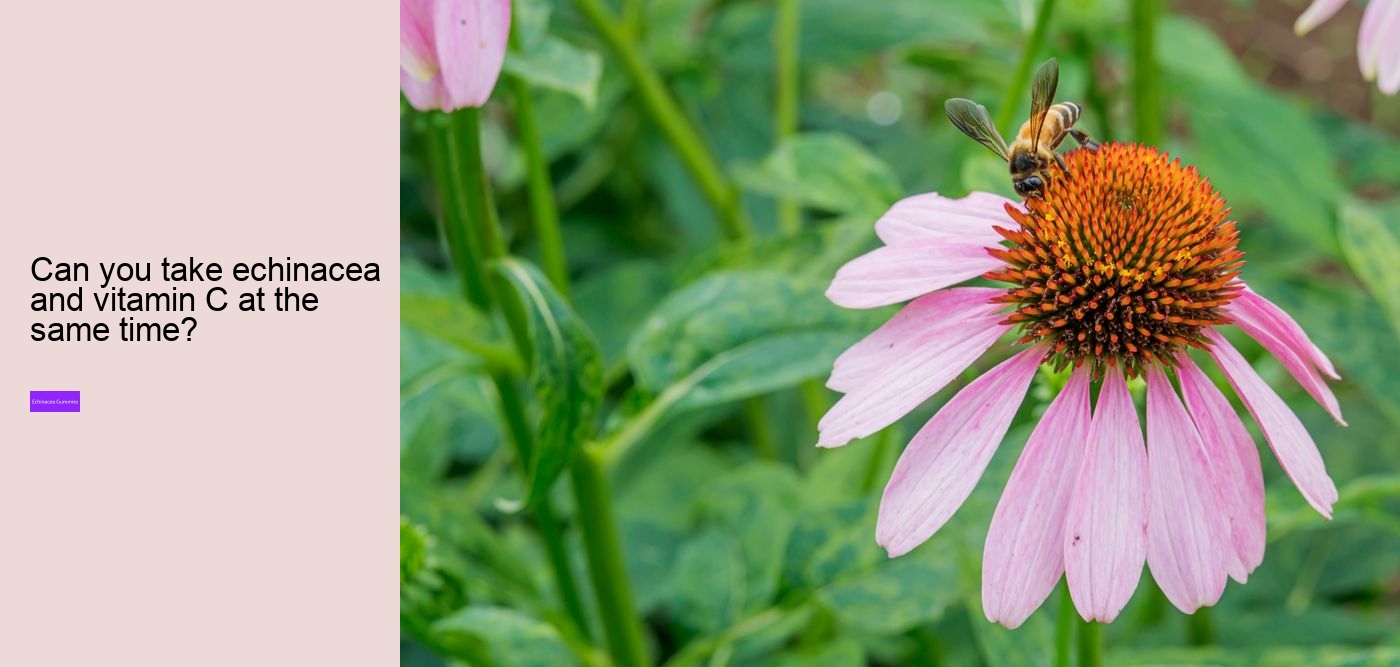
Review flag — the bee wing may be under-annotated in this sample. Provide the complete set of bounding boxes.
[945,98,1010,161]
[1028,58,1059,153]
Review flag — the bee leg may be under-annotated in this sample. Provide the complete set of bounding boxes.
[1069,128,1099,151]
[1055,153,1071,175]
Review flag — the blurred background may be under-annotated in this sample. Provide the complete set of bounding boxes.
[401,0,1400,664]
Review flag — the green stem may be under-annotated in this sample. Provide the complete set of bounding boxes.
[1054,585,1073,667]
[450,109,509,261]
[1131,0,1161,145]
[1074,33,1115,142]
[1078,618,1102,667]
[571,0,750,242]
[438,107,593,643]
[994,0,1060,131]
[469,100,652,666]
[572,448,652,667]
[773,0,801,234]
[509,76,571,298]
[449,108,531,356]
[1187,606,1215,646]
[494,375,593,638]
[798,380,827,428]
[424,114,490,308]
[742,398,780,461]
[858,429,892,494]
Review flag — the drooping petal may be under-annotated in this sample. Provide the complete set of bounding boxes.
[1227,295,1344,425]
[1177,354,1266,581]
[1206,330,1338,518]
[1064,366,1147,623]
[401,0,438,80]
[876,347,1044,557]
[983,368,1091,629]
[1231,288,1337,379]
[828,287,1004,393]
[401,68,445,111]
[434,0,512,110]
[1144,366,1232,614]
[1379,0,1400,95]
[874,192,1014,246]
[1358,0,1400,82]
[817,312,1009,447]
[826,240,1003,309]
[1294,0,1348,34]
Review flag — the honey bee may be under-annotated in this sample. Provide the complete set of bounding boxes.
[945,58,1099,199]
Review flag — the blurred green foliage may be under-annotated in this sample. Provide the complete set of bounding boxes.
[402,0,1400,664]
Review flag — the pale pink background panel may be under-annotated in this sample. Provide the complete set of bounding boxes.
[0,0,396,664]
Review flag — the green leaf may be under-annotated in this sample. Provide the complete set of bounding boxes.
[628,270,879,393]
[401,292,518,371]
[506,36,603,109]
[678,215,876,285]
[494,258,605,507]
[1338,201,1400,341]
[693,462,804,613]
[817,548,960,635]
[735,134,902,217]
[1113,646,1400,666]
[432,606,577,667]
[766,638,866,667]
[573,259,672,375]
[1156,15,1248,85]
[668,531,748,634]
[400,517,431,589]
[1176,81,1343,256]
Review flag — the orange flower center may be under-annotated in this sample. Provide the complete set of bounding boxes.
[984,143,1244,378]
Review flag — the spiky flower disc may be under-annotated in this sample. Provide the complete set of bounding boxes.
[984,143,1245,377]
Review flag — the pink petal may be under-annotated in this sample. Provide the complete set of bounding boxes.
[1144,366,1232,614]
[1294,0,1348,34]
[1379,0,1400,94]
[434,0,511,110]
[1358,0,1399,81]
[983,368,1092,629]
[1064,366,1147,623]
[876,347,1044,557]
[826,240,1003,309]
[828,287,1004,393]
[817,313,1009,447]
[1177,354,1266,582]
[1232,288,1338,379]
[401,68,445,111]
[401,0,438,80]
[1227,295,1345,425]
[1206,330,1338,518]
[874,192,1014,246]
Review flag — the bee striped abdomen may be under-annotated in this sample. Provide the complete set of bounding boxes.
[1048,102,1080,133]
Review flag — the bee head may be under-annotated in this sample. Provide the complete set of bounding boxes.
[1012,152,1039,173]
[1014,175,1045,198]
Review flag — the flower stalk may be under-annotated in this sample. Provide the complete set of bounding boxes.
[1078,618,1102,667]
[508,20,570,297]
[452,103,652,667]
[570,0,750,242]
[994,0,1060,131]
[1054,585,1073,667]
[774,0,801,234]
[1131,0,1162,145]
[435,107,592,640]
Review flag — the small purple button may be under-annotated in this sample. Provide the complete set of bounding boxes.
[31,391,80,413]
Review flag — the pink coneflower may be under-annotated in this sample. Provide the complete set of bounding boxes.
[400,0,511,110]
[1296,0,1400,95]
[818,143,1344,627]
